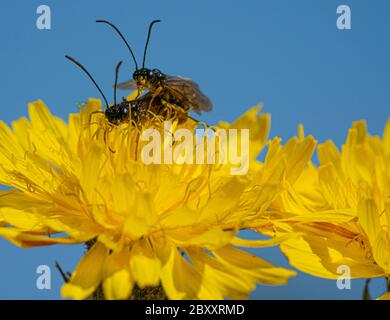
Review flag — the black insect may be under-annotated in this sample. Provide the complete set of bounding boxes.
[96,19,213,116]
[65,55,130,125]
[65,55,186,126]
[65,55,157,126]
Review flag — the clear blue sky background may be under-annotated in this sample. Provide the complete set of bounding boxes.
[0,0,389,299]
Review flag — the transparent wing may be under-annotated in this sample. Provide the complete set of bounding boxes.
[163,76,213,115]
[117,79,137,90]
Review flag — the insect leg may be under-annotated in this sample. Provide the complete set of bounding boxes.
[87,110,104,128]
[148,86,163,110]
[104,127,116,153]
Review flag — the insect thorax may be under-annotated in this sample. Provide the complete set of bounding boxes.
[133,68,165,90]
[105,101,129,125]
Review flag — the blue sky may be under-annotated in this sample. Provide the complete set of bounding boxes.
[0,0,389,299]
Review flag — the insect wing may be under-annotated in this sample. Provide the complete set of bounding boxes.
[117,79,138,90]
[163,76,213,115]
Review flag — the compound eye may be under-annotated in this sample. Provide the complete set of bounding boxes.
[154,69,162,78]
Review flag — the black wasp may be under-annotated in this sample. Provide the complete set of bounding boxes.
[96,19,213,116]
[65,55,167,126]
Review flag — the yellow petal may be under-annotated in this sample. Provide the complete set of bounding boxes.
[284,136,317,185]
[231,233,301,248]
[213,245,296,285]
[0,191,100,239]
[357,199,381,245]
[385,201,390,228]
[129,239,161,288]
[61,242,108,300]
[187,247,250,299]
[278,209,355,223]
[80,142,104,198]
[198,176,247,223]
[219,105,270,160]
[280,232,385,279]
[318,140,341,173]
[103,251,133,300]
[377,292,390,300]
[0,228,82,248]
[169,228,236,250]
[0,207,47,231]
[156,240,204,299]
[371,230,390,272]
[123,192,158,240]
[383,117,390,154]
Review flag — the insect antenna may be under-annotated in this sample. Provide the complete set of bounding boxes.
[142,19,161,68]
[65,55,109,110]
[96,20,139,71]
[114,61,123,106]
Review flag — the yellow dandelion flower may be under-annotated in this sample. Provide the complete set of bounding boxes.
[266,121,390,298]
[0,99,297,300]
